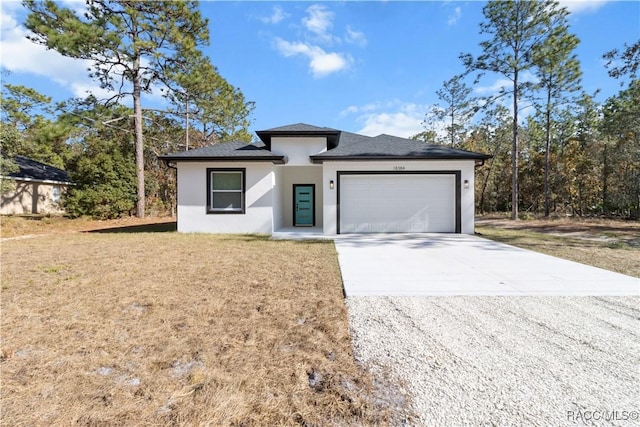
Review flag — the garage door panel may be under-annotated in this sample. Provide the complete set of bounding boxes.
[340,174,456,233]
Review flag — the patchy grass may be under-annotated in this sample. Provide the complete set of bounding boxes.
[1,230,406,425]
[476,217,640,278]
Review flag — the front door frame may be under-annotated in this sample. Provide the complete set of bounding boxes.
[293,184,316,227]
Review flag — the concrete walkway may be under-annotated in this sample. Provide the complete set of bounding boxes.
[334,234,639,296]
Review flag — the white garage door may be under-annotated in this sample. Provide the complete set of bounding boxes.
[340,174,456,233]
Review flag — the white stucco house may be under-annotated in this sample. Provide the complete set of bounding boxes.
[159,123,491,236]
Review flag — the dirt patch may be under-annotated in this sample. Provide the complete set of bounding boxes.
[1,232,406,425]
[476,216,640,278]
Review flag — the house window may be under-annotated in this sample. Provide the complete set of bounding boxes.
[206,168,245,214]
[52,186,61,204]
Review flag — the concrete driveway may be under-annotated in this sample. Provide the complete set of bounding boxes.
[334,234,639,296]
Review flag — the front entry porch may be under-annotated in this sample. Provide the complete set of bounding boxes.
[271,226,330,240]
[273,165,324,233]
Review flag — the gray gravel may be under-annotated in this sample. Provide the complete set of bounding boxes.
[347,296,640,426]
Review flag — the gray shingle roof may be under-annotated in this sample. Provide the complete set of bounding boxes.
[310,132,491,162]
[158,141,286,163]
[158,123,491,163]
[4,156,72,184]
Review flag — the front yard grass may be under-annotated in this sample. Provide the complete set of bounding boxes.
[1,229,402,425]
[476,217,640,278]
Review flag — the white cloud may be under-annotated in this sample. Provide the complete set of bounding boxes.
[473,74,539,121]
[59,0,89,17]
[259,5,288,24]
[345,25,367,47]
[339,101,393,117]
[70,81,120,101]
[0,8,94,89]
[275,38,350,78]
[302,4,335,43]
[559,0,609,13]
[0,6,170,105]
[342,101,432,138]
[473,78,513,95]
[447,7,461,25]
[272,4,363,78]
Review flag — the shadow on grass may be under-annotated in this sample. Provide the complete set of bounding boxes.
[214,234,272,242]
[86,222,177,234]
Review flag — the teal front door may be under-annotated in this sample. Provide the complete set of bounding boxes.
[293,184,315,226]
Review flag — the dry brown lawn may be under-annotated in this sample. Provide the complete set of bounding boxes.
[476,216,640,278]
[1,221,406,425]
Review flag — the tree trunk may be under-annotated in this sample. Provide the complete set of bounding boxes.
[133,63,145,218]
[450,110,455,147]
[511,70,519,220]
[602,143,608,215]
[544,88,552,217]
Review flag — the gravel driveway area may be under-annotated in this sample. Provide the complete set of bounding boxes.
[347,296,640,426]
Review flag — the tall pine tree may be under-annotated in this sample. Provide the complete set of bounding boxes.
[532,11,582,216]
[461,0,568,220]
[24,0,210,217]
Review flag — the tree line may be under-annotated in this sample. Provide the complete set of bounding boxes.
[1,0,253,218]
[1,1,638,220]
[415,1,639,219]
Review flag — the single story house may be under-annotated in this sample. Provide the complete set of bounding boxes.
[0,155,73,215]
[159,123,490,236]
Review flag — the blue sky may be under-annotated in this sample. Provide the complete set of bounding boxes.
[1,1,639,138]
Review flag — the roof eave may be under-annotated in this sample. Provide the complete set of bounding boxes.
[1,176,74,185]
[158,155,287,165]
[310,155,491,164]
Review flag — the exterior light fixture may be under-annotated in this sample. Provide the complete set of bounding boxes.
[464,179,470,189]
[329,180,335,189]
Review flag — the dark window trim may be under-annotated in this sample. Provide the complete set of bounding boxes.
[292,184,316,227]
[206,168,246,215]
[336,170,461,234]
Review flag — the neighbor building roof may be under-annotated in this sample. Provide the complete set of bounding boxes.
[3,155,72,184]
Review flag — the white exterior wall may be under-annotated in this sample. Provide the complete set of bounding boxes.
[322,160,476,235]
[272,167,284,230]
[270,137,327,165]
[176,161,274,233]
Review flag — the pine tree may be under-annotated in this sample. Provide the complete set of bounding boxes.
[461,0,568,220]
[24,0,210,217]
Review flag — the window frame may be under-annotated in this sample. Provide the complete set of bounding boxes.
[52,185,62,204]
[206,168,246,214]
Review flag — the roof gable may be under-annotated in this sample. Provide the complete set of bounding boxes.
[256,123,341,150]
